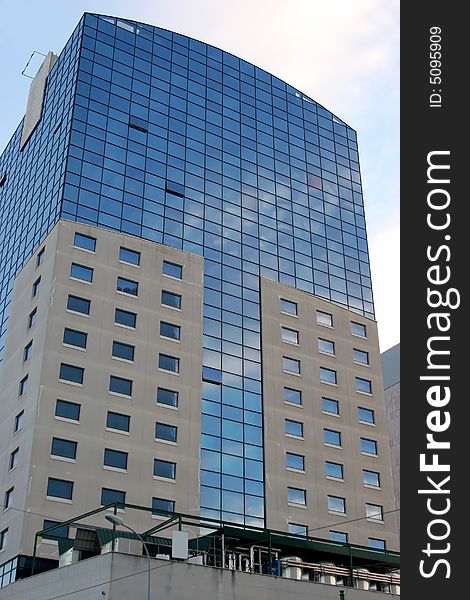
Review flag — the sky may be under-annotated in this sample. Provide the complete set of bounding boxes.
[0,0,399,351]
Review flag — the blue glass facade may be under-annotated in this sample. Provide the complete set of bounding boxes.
[0,14,374,527]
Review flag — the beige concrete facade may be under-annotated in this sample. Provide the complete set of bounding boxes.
[261,278,399,551]
[0,220,204,565]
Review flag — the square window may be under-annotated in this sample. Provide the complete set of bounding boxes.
[317,311,333,327]
[287,487,306,506]
[158,354,180,373]
[152,497,175,515]
[329,530,348,544]
[43,520,69,540]
[47,477,73,500]
[358,407,375,424]
[361,437,378,455]
[280,298,297,316]
[36,247,45,266]
[104,448,128,470]
[101,487,126,507]
[318,338,335,355]
[363,470,380,487]
[351,321,367,337]
[356,377,372,394]
[74,233,96,252]
[161,290,182,309]
[281,327,299,344]
[0,528,9,551]
[320,367,337,385]
[119,247,140,266]
[28,308,38,328]
[154,459,176,479]
[63,328,87,349]
[286,452,304,471]
[32,276,41,297]
[353,348,369,365]
[285,419,303,438]
[23,341,33,362]
[117,276,139,296]
[326,461,344,479]
[322,397,339,415]
[59,363,84,385]
[114,308,137,328]
[67,295,90,315]
[70,263,93,283]
[9,448,19,470]
[324,428,341,447]
[55,399,81,421]
[366,503,384,521]
[19,374,29,396]
[4,488,14,511]
[283,387,302,406]
[368,538,386,551]
[160,321,181,340]
[155,422,177,443]
[328,495,346,513]
[156,388,179,408]
[283,356,300,374]
[112,341,135,361]
[109,375,133,396]
[51,438,77,460]
[162,261,182,279]
[106,411,130,432]
[288,523,308,537]
[14,411,24,432]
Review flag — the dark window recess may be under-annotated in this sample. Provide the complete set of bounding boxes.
[101,488,126,506]
[152,497,175,514]
[55,399,81,421]
[43,520,69,540]
[107,411,130,432]
[165,181,185,198]
[67,295,90,315]
[0,173,6,188]
[63,328,87,349]
[104,448,128,470]
[129,116,148,133]
[51,438,77,460]
[114,308,137,328]
[59,363,84,385]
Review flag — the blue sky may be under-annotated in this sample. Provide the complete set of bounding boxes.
[0,0,399,351]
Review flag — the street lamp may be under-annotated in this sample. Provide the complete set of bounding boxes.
[105,513,151,600]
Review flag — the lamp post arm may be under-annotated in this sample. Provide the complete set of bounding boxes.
[121,523,152,600]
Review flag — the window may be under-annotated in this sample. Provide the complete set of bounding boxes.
[358,407,375,424]
[32,276,41,297]
[161,290,181,309]
[109,375,133,397]
[19,375,29,396]
[361,437,378,455]
[117,276,138,296]
[155,422,177,443]
[318,338,335,355]
[356,377,372,394]
[0,528,8,551]
[283,356,300,374]
[55,399,81,421]
[366,503,384,522]
[328,495,346,514]
[47,478,73,500]
[316,310,333,327]
[14,411,24,433]
[363,470,380,487]
[286,452,305,471]
[101,488,126,507]
[326,461,344,479]
[107,412,130,432]
[154,459,176,479]
[320,367,337,384]
[351,321,367,337]
[28,307,38,328]
[4,488,14,511]
[70,263,93,283]
[322,397,339,415]
[74,232,96,252]
[51,438,77,460]
[353,348,369,365]
[114,308,137,328]
[112,341,135,361]
[43,520,69,539]
[67,295,90,315]
[158,354,180,373]
[368,538,386,551]
[280,298,297,316]
[288,487,306,506]
[23,341,33,362]
[156,388,179,408]
[63,328,87,349]
[324,429,341,447]
[37,247,45,266]
[59,363,84,385]
[119,247,140,266]
[152,497,175,514]
[162,260,183,279]
[285,419,303,438]
[288,523,308,537]
[9,449,19,470]
[104,449,128,470]
[329,531,348,544]
[284,387,302,406]
[281,327,299,344]
[160,321,181,341]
